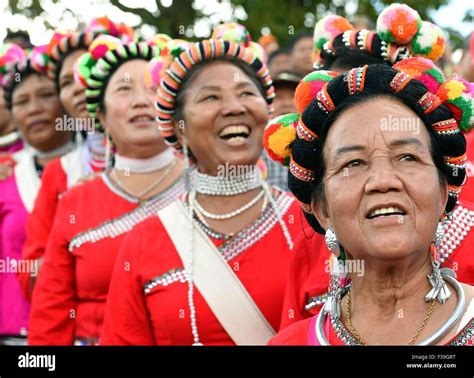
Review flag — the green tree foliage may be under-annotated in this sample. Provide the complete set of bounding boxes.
[5,0,466,49]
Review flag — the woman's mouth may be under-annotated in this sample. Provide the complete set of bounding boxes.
[367,206,406,219]
[366,206,407,227]
[218,125,251,146]
[129,115,155,126]
[27,120,50,131]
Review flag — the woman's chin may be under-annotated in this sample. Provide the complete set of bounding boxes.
[362,240,420,262]
[216,149,261,169]
[125,132,163,147]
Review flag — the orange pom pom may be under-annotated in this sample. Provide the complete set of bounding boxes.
[377,3,422,45]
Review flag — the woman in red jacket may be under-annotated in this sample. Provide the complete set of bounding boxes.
[28,35,184,345]
[266,60,474,346]
[0,45,74,345]
[279,9,474,330]
[18,17,134,300]
[100,37,307,346]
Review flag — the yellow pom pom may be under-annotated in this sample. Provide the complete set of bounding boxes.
[268,126,296,157]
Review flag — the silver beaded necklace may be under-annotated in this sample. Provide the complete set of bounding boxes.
[191,168,263,196]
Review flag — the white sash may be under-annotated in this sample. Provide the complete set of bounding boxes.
[60,145,89,189]
[158,200,276,345]
[13,149,41,213]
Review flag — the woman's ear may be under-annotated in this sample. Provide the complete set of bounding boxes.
[97,107,107,133]
[439,180,449,219]
[173,119,188,145]
[311,194,330,232]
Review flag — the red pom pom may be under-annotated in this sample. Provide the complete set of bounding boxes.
[294,70,339,113]
[263,113,299,166]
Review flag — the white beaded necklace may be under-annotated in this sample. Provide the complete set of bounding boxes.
[191,168,263,196]
[191,189,265,220]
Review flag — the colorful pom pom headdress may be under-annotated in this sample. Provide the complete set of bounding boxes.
[212,22,267,63]
[313,3,446,69]
[2,45,51,110]
[264,57,474,233]
[85,16,135,42]
[156,38,275,151]
[0,43,27,86]
[145,34,189,90]
[75,35,159,132]
[47,16,136,89]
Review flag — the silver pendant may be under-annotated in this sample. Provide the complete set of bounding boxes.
[425,261,452,304]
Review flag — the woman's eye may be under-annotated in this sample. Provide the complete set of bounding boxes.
[117,86,131,92]
[240,91,254,97]
[40,92,55,98]
[345,159,362,168]
[60,80,72,89]
[202,95,218,101]
[400,154,417,162]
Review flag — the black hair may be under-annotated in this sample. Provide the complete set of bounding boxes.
[287,32,313,52]
[325,48,389,71]
[4,29,33,48]
[318,30,409,70]
[268,48,290,65]
[288,64,465,233]
[2,60,49,110]
[49,32,95,91]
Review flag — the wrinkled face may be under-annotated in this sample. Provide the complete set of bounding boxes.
[11,74,69,151]
[177,61,269,175]
[98,60,164,155]
[0,87,12,134]
[313,98,448,262]
[59,49,89,120]
[272,84,297,118]
[291,36,313,74]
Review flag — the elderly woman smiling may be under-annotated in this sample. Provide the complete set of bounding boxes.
[267,61,474,346]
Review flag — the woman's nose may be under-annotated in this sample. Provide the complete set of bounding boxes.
[132,87,153,108]
[72,83,85,98]
[221,94,246,115]
[364,158,404,193]
[25,97,43,115]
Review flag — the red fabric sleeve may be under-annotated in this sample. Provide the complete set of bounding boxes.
[279,230,312,330]
[100,224,156,345]
[18,158,67,300]
[279,229,330,330]
[268,317,312,345]
[28,193,77,345]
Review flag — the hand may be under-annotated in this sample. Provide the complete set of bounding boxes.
[0,155,14,180]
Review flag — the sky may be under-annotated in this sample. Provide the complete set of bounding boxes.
[0,0,472,46]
